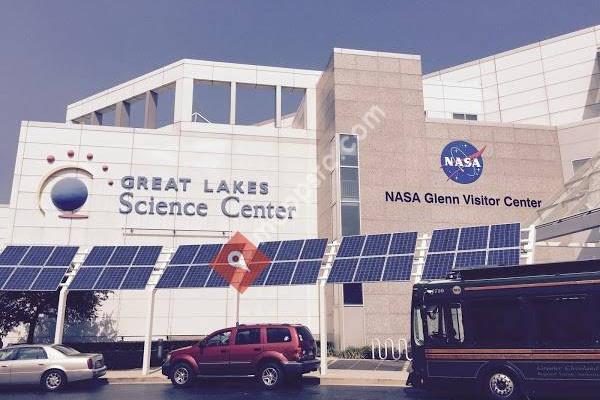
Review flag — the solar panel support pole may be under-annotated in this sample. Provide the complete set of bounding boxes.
[525,224,536,265]
[318,240,337,376]
[54,288,68,344]
[142,288,156,376]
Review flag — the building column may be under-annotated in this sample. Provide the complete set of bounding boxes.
[115,101,131,127]
[173,78,194,124]
[275,85,282,128]
[305,88,316,130]
[90,111,102,126]
[230,82,237,125]
[144,91,158,129]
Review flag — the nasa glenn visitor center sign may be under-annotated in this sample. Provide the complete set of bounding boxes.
[385,140,542,209]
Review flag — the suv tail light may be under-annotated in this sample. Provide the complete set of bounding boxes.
[291,346,302,361]
[87,358,93,369]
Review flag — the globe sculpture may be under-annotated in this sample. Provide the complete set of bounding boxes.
[50,177,88,215]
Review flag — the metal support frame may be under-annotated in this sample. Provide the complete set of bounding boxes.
[524,224,536,265]
[54,288,68,344]
[318,240,338,376]
[142,288,156,375]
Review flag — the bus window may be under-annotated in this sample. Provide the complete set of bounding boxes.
[532,295,597,347]
[413,307,425,346]
[468,298,528,347]
[425,305,446,344]
[448,303,464,344]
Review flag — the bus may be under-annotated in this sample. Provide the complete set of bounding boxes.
[407,259,600,400]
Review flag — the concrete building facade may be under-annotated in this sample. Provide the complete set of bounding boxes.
[1,25,600,348]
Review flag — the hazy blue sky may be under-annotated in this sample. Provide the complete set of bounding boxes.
[1,1,599,202]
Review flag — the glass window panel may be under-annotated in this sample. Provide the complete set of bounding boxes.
[341,202,361,236]
[340,134,358,166]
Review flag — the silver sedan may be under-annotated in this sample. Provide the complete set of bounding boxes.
[0,344,106,391]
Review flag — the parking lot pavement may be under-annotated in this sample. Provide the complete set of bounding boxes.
[0,381,446,400]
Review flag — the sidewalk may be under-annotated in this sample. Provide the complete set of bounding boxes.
[105,359,409,387]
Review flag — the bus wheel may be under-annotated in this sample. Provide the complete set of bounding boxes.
[484,370,522,400]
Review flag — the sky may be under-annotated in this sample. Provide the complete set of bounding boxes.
[0,0,599,202]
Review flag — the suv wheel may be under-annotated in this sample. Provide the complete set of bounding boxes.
[171,363,194,388]
[259,362,284,390]
[483,370,522,400]
[41,370,67,392]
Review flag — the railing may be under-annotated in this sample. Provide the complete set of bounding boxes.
[371,337,412,361]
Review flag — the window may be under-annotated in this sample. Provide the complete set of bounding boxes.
[340,168,359,201]
[343,282,363,305]
[16,347,47,360]
[296,326,314,343]
[452,113,478,121]
[267,328,292,343]
[413,308,425,346]
[205,331,231,347]
[52,345,79,356]
[449,303,464,343]
[341,203,361,236]
[340,135,358,166]
[468,298,528,346]
[531,295,597,347]
[235,328,261,345]
[425,305,446,344]
[572,158,591,174]
[0,348,17,361]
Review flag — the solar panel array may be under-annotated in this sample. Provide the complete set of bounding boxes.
[253,239,328,286]
[156,244,228,289]
[422,223,521,279]
[327,232,418,283]
[69,246,161,291]
[0,246,78,291]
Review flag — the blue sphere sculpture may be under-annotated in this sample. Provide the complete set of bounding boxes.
[50,177,88,212]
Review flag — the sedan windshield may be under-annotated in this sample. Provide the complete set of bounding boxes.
[52,345,80,355]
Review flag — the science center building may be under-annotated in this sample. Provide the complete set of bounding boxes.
[1,25,600,348]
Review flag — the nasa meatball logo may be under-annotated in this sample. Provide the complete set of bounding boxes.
[440,140,486,184]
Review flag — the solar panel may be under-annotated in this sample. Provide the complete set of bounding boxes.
[170,245,199,265]
[0,267,15,288]
[205,271,229,287]
[69,267,102,290]
[328,258,359,283]
[265,262,296,286]
[257,242,280,260]
[429,229,459,252]
[108,246,139,266]
[132,246,162,266]
[180,265,212,288]
[0,246,29,265]
[275,240,304,261]
[121,267,154,290]
[361,234,391,256]
[291,260,321,285]
[389,232,418,255]
[3,268,41,290]
[193,244,222,264]
[458,226,489,250]
[30,268,68,291]
[488,249,520,266]
[489,223,521,249]
[422,253,455,280]
[353,257,385,282]
[20,246,54,266]
[251,263,273,286]
[337,236,365,258]
[94,267,128,289]
[300,239,328,260]
[382,256,413,281]
[455,251,487,268]
[83,246,115,266]
[46,247,78,266]
[156,265,188,289]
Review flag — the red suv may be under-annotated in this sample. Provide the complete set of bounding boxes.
[161,323,319,389]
